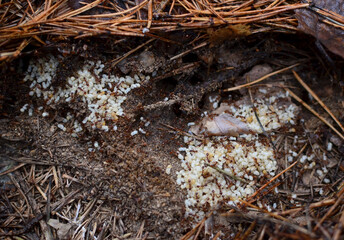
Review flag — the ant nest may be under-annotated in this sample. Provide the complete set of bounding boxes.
[176,89,299,220]
[22,55,149,136]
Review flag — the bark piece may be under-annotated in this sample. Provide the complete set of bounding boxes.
[295,0,344,58]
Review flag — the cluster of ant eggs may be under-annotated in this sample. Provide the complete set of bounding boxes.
[22,55,149,136]
[176,89,299,219]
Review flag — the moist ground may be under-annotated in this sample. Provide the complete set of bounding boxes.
[0,33,343,239]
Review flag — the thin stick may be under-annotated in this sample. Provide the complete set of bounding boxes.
[292,70,344,134]
[241,220,256,240]
[223,63,300,92]
[26,0,35,14]
[193,219,204,240]
[181,216,207,240]
[181,211,213,240]
[9,174,31,216]
[55,0,103,20]
[223,212,316,237]
[333,208,344,240]
[169,0,176,15]
[35,184,47,201]
[285,88,344,140]
[229,0,254,13]
[201,0,228,23]
[0,163,26,176]
[278,198,338,216]
[314,187,344,231]
[147,0,153,29]
[212,231,222,240]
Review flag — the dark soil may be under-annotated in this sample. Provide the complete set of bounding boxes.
[1,32,344,239]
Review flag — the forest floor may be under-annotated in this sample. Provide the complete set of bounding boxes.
[0,33,344,239]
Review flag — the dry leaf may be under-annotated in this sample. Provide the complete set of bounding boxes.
[48,219,73,240]
[191,112,252,137]
[302,170,320,186]
[325,158,339,168]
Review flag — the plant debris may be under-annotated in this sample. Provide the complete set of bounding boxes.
[295,0,344,58]
[0,0,312,62]
[0,1,344,239]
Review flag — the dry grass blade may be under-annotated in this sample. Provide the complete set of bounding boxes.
[292,70,344,134]
[285,88,344,140]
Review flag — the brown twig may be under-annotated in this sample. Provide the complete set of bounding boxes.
[170,41,208,61]
[223,212,316,238]
[314,186,344,231]
[0,163,26,176]
[292,70,344,134]
[246,143,307,202]
[181,211,213,240]
[285,88,344,140]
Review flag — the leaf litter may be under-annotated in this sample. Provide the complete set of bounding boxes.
[0,29,344,240]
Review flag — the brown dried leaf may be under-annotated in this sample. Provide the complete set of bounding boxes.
[47,219,73,240]
[191,112,252,137]
[302,170,320,186]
